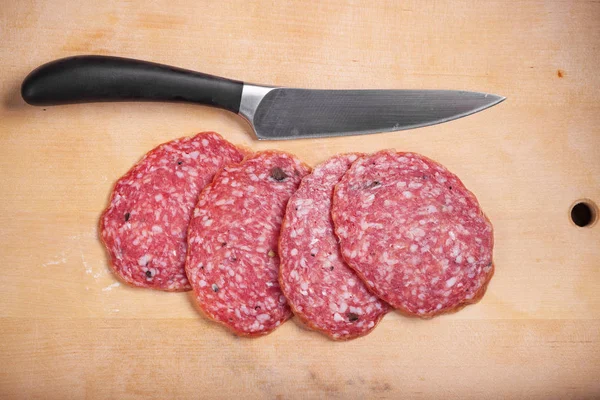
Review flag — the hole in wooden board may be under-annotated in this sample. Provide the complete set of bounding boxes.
[569,199,598,228]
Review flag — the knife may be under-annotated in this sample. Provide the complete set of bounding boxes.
[21,55,504,140]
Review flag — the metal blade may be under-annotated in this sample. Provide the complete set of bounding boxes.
[247,88,504,140]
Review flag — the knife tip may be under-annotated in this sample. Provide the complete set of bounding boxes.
[480,92,506,108]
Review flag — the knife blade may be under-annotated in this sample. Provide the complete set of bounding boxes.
[22,56,504,140]
[243,87,504,140]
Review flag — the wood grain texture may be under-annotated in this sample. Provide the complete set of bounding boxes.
[1,0,599,398]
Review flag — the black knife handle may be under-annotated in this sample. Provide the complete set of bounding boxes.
[21,55,243,113]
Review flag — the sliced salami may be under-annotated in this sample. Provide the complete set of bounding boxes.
[186,151,311,336]
[100,132,245,291]
[279,154,389,340]
[332,150,494,318]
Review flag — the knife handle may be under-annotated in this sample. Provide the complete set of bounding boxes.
[21,55,243,113]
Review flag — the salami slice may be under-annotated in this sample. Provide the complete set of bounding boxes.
[332,150,494,318]
[100,132,245,291]
[279,154,389,340]
[186,151,311,336]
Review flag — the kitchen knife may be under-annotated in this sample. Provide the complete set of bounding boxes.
[21,55,505,140]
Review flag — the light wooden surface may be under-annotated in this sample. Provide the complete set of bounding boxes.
[1,1,599,399]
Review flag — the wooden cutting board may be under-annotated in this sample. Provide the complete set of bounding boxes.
[1,1,599,398]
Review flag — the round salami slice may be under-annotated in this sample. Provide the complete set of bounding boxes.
[332,150,494,318]
[100,132,245,291]
[186,151,311,336]
[279,154,390,340]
